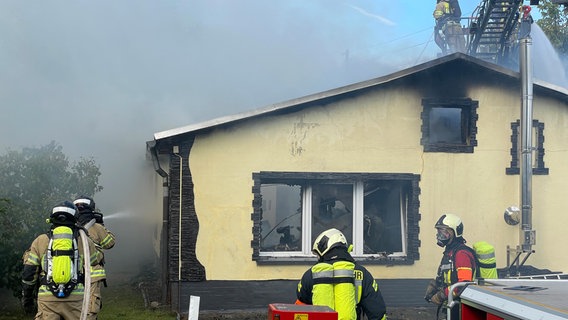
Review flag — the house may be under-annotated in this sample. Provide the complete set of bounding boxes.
[145,52,568,313]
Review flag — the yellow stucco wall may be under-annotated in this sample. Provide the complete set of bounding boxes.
[187,81,568,280]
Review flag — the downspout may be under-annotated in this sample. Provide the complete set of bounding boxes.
[147,140,170,304]
[172,145,183,314]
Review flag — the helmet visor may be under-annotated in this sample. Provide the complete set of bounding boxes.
[436,227,452,242]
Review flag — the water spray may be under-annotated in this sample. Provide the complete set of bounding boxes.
[102,211,135,220]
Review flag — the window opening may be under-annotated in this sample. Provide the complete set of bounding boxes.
[252,172,421,264]
[421,98,478,153]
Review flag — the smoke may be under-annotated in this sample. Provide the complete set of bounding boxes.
[0,0,426,279]
[0,0,565,281]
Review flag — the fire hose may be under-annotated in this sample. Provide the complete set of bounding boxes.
[79,228,91,320]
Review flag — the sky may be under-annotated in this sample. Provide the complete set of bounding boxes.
[0,1,555,275]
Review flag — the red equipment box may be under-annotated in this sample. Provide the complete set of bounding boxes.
[268,303,338,320]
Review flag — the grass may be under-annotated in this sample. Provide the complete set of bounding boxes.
[97,282,176,319]
[0,282,177,320]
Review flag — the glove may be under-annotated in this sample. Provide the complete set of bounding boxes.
[21,284,37,315]
[78,212,95,225]
[94,212,104,224]
[430,290,447,305]
[424,279,438,302]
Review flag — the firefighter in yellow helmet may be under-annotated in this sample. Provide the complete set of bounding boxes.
[296,228,387,320]
[73,195,116,320]
[425,214,476,319]
[21,201,101,319]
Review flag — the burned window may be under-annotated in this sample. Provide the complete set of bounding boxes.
[506,120,549,175]
[421,98,478,153]
[252,172,421,265]
[260,184,302,252]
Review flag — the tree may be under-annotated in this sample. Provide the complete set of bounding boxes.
[536,0,568,55]
[0,141,102,297]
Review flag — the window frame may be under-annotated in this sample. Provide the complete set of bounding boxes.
[251,172,421,265]
[506,119,549,175]
[421,98,479,153]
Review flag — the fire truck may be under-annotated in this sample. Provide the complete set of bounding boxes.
[456,277,568,319]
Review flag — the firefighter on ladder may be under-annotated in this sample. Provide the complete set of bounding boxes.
[433,0,466,55]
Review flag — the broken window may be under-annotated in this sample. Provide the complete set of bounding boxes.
[252,172,421,264]
[506,119,549,175]
[421,98,478,153]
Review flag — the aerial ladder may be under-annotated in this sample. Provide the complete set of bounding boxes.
[466,0,524,66]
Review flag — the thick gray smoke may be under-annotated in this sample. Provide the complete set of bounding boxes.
[0,1,416,280]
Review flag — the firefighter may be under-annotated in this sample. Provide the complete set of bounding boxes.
[73,195,116,320]
[296,228,387,320]
[433,0,465,54]
[21,201,101,319]
[425,213,477,319]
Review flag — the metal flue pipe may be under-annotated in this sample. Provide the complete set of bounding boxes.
[519,36,536,252]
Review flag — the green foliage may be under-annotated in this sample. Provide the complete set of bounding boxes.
[536,0,568,54]
[0,199,24,296]
[0,141,103,297]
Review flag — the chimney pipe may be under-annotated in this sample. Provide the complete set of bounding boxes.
[519,37,535,252]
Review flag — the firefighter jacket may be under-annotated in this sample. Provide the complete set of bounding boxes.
[433,1,451,22]
[296,249,387,320]
[83,219,116,283]
[435,238,476,298]
[21,230,101,302]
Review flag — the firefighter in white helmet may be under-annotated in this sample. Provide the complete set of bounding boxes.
[73,195,116,320]
[296,228,387,320]
[21,201,101,319]
[425,214,476,319]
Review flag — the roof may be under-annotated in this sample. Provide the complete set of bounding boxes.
[151,52,568,144]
